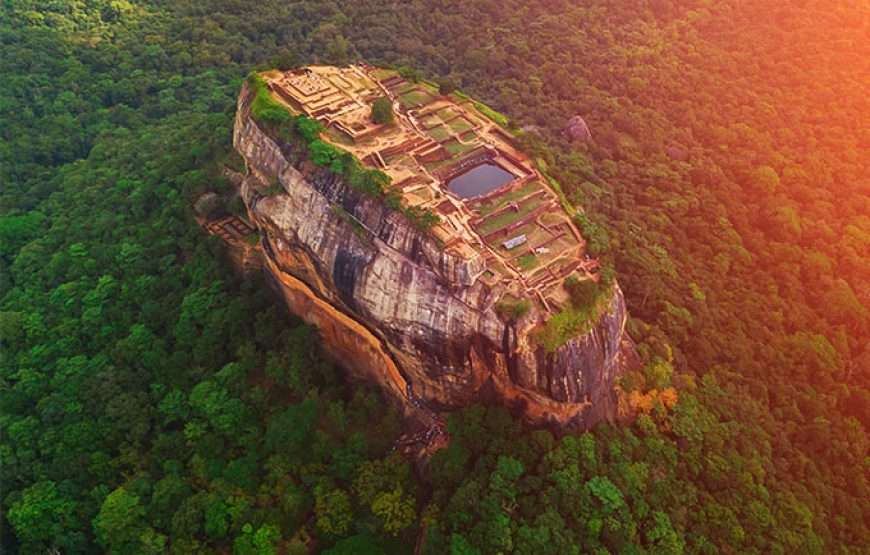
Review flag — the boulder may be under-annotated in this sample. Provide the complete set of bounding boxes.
[564,114,592,142]
[666,145,689,162]
[194,192,221,217]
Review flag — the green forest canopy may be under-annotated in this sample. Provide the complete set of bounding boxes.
[0,1,867,554]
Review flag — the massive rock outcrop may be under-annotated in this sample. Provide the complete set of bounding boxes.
[232,83,634,430]
[564,114,593,142]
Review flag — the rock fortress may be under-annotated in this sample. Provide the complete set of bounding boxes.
[211,63,636,446]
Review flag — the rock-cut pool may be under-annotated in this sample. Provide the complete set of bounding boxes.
[446,163,515,199]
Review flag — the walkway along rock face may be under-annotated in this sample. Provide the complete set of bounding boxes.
[232,82,635,430]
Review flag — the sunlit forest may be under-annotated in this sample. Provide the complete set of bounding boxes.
[1,1,867,553]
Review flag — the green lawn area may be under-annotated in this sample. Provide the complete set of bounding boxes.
[371,68,398,80]
[423,146,482,173]
[540,211,568,227]
[476,181,543,217]
[399,88,435,109]
[426,125,451,141]
[394,82,417,94]
[517,254,539,271]
[324,126,355,146]
[437,106,461,120]
[448,117,475,134]
[419,80,440,94]
[443,139,476,156]
[420,113,442,127]
[477,196,546,236]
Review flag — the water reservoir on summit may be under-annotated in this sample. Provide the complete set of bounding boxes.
[446,163,515,199]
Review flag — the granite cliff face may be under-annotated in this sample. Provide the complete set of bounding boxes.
[233,83,634,430]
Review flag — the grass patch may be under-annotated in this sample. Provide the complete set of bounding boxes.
[371,68,399,80]
[420,113,442,127]
[394,82,417,94]
[477,197,544,236]
[419,79,441,94]
[324,126,355,146]
[517,253,538,270]
[448,117,474,134]
[248,73,294,126]
[437,106,461,120]
[476,181,542,217]
[426,125,451,142]
[443,139,476,157]
[399,88,435,109]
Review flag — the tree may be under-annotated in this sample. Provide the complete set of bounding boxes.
[315,484,354,537]
[233,523,281,555]
[7,481,82,553]
[371,97,394,125]
[204,498,231,539]
[371,486,416,535]
[438,77,459,96]
[450,533,482,555]
[644,511,684,555]
[353,454,413,505]
[323,534,386,555]
[93,487,165,554]
[264,398,317,457]
[585,476,625,514]
[564,276,599,309]
[270,50,299,71]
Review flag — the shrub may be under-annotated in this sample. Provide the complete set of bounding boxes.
[247,73,292,127]
[573,212,610,256]
[565,276,599,309]
[536,277,615,352]
[437,77,458,96]
[473,101,509,128]
[495,298,531,320]
[295,116,322,143]
[401,205,440,231]
[371,97,394,125]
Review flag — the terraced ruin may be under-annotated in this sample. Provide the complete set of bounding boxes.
[260,64,600,317]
